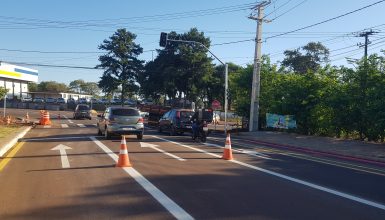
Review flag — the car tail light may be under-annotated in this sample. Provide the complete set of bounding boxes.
[137,117,144,124]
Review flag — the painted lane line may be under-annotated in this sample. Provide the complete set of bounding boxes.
[43,125,51,128]
[0,142,25,172]
[68,120,74,124]
[153,136,385,211]
[77,124,86,128]
[61,124,69,128]
[140,142,186,161]
[203,142,271,160]
[51,144,72,168]
[90,137,193,220]
[209,136,385,175]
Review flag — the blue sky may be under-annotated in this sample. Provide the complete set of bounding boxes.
[1,0,384,84]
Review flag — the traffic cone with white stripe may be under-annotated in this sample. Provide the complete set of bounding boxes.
[116,135,132,167]
[222,132,233,160]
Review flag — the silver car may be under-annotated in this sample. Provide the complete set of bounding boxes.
[97,107,144,140]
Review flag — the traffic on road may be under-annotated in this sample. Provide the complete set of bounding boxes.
[0,109,385,219]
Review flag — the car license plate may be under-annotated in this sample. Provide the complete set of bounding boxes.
[123,127,133,130]
[186,126,192,128]
[203,127,208,131]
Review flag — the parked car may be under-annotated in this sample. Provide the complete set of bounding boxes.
[112,98,121,105]
[33,97,44,103]
[56,98,66,104]
[158,109,195,136]
[97,106,144,140]
[45,97,56,103]
[67,98,76,103]
[73,104,92,120]
[21,97,32,102]
[78,98,88,104]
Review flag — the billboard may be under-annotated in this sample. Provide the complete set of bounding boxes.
[266,113,297,129]
[0,62,38,82]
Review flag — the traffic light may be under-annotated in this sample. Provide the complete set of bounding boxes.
[159,32,168,47]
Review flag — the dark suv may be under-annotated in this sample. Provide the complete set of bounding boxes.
[158,109,195,135]
[73,104,92,120]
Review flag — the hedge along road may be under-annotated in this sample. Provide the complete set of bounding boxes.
[0,122,384,219]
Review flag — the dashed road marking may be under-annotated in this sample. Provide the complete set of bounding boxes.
[61,124,69,128]
[43,125,51,128]
[77,124,86,128]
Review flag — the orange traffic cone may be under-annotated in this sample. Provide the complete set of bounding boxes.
[41,111,51,125]
[222,132,233,160]
[116,135,132,167]
[25,112,30,123]
[6,115,11,125]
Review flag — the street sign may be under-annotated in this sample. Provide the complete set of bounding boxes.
[212,100,221,109]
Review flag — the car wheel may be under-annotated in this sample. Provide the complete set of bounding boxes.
[105,127,111,140]
[137,133,143,140]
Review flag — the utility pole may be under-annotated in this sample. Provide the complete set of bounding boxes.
[356,29,376,140]
[248,1,270,132]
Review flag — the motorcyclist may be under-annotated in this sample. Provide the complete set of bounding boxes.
[191,111,200,140]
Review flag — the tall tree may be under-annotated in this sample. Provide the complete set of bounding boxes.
[36,81,68,92]
[97,28,144,105]
[0,87,8,98]
[69,79,85,93]
[282,42,329,74]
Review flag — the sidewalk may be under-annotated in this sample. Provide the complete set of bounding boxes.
[0,126,31,157]
[231,130,385,165]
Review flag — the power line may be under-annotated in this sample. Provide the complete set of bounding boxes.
[265,0,385,40]
[0,60,100,70]
[268,0,308,22]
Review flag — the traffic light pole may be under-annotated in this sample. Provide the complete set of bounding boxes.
[160,37,229,134]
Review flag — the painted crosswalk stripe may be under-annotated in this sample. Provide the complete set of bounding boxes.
[61,124,69,128]
[77,124,86,128]
[43,125,51,128]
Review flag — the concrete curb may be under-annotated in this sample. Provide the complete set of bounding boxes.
[0,126,32,157]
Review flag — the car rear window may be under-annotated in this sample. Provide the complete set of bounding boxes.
[112,109,139,116]
[78,105,89,110]
[180,111,194,119]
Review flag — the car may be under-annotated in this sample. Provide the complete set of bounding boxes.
[73,104,92,120]
[112,98,121,105]
[97,106,144,140]
[45,97,56,103]
[78,98,88,104]
[33,97,45,103]
[21,97,32,102]
[56,98,66,104]
[67,98,76,103]
[158,108,195,136]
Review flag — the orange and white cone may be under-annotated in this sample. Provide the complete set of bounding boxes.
[222,132,233,160]
[116,135,132,167]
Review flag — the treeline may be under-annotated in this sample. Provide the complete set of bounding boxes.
[95,28,385,141]
[28,79,100,95]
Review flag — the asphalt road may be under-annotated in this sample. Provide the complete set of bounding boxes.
[1,109,385,219]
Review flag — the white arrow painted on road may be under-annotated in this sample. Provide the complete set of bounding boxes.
[51,144,72,168]
[140,142,186,161]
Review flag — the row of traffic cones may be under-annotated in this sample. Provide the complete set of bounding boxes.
[116,132,234,168]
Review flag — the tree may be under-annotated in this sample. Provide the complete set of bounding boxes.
[28,82,38,92]
[69,79,86,93]
[81,82,101,96]
[0,87,8,98]
[282,42,329,74]
[97,28,144,105]
[35,81,68,92]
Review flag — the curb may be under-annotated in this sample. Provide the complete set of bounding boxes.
[0,126,32,157]
[240,138,385,168]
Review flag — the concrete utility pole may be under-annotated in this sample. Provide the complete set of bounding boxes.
[358,30,376,60]
[248,1,270,132]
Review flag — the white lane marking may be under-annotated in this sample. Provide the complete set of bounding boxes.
[61,124,69,128]
[203,142,271,160]
[43,125,51,128]
[63,115,74,124]
[90,137,193,220]
[77,124,86,128]
[51,144,72,168]
[140,142,186,161]
[153,136,385,211]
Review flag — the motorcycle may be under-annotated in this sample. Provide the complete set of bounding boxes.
[192,120,209,142]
